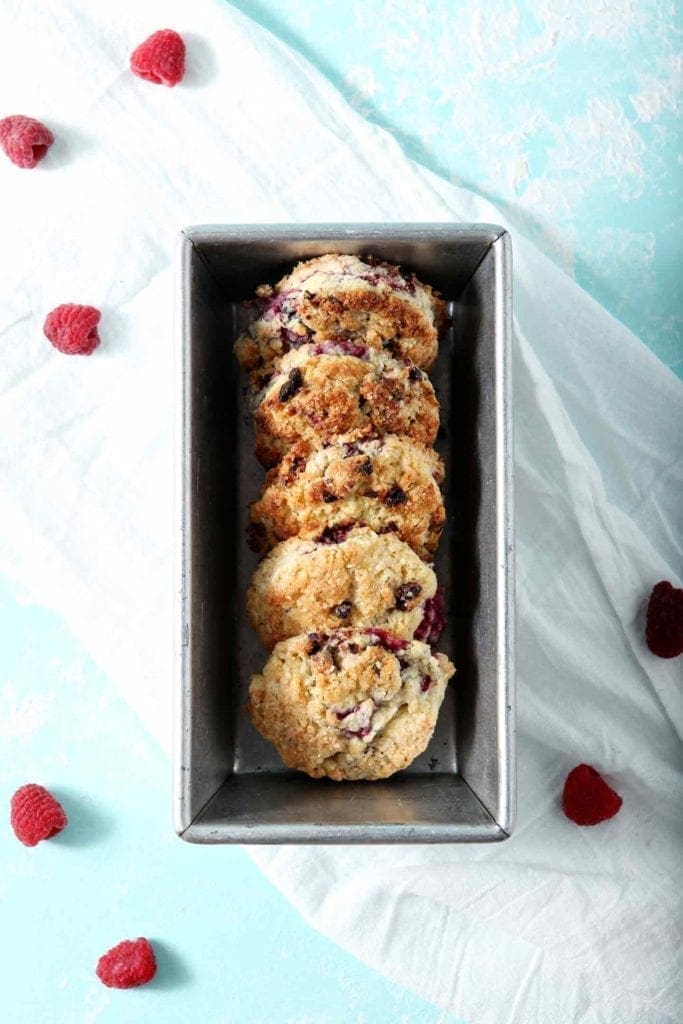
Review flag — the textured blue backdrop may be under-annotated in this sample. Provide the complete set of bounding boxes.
[231,0,682,377]
[0,576,463,1024]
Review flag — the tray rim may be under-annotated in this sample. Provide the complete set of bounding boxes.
[174,222,515,843]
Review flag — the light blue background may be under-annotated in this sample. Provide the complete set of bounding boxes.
[1,577,461,1024]
[232,0,682,377]
[2,2,681,1022]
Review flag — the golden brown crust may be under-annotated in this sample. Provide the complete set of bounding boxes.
[252,345,439,468]
[247,527,438,649]
[233,253,443,373]
[239,254,453,783]
[249,433,445,561]
[298,289,437,368]
[247,629,455,780]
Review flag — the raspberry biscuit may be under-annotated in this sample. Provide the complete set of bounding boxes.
[248,526,438,649]
[235,253,444,373]
[247,628,455,780]
[248,433,445,561]
[253,342,439,467]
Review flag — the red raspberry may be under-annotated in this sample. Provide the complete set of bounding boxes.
[43,303,101,356]
[646,580,683,659]
[0,115,54,169]
[561,764,622,826]
[131,29,186,87]
[10,784,67,846]
[96,938,157,989]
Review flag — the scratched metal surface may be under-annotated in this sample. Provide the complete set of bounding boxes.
[176,224,514,843]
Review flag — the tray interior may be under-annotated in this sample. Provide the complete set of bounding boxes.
[177,226,513,842]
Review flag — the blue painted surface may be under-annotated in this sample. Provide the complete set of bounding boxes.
[0,577,462,1023]
[228,0,682,377]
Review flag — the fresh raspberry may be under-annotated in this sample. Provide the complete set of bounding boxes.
[96,938,157,989]
[131,29,186,86]
[561,764,622,826]
[646,580,683,659]
[10,784,67,846]
[43,304,101,356]
[0,115,54,169]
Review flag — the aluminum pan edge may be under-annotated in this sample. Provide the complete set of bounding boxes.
[174,224,514,843]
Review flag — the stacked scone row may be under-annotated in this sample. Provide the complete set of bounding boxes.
[235,253,454,781]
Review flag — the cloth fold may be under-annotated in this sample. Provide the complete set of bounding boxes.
[0,2,681,1021]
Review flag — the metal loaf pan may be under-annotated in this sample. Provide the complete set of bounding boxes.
[175,224,514,843]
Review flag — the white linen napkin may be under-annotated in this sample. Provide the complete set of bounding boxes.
[1,2,681,1022]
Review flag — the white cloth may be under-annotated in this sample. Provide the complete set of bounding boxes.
[1,2,681,1022]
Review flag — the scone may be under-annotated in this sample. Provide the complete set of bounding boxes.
[247,526,438,649]
[247,628,455,780]
[235,253,444,373]
[252,342,439,467]
[248,432,445,561]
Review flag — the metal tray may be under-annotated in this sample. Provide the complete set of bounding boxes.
[175,224,514,843]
